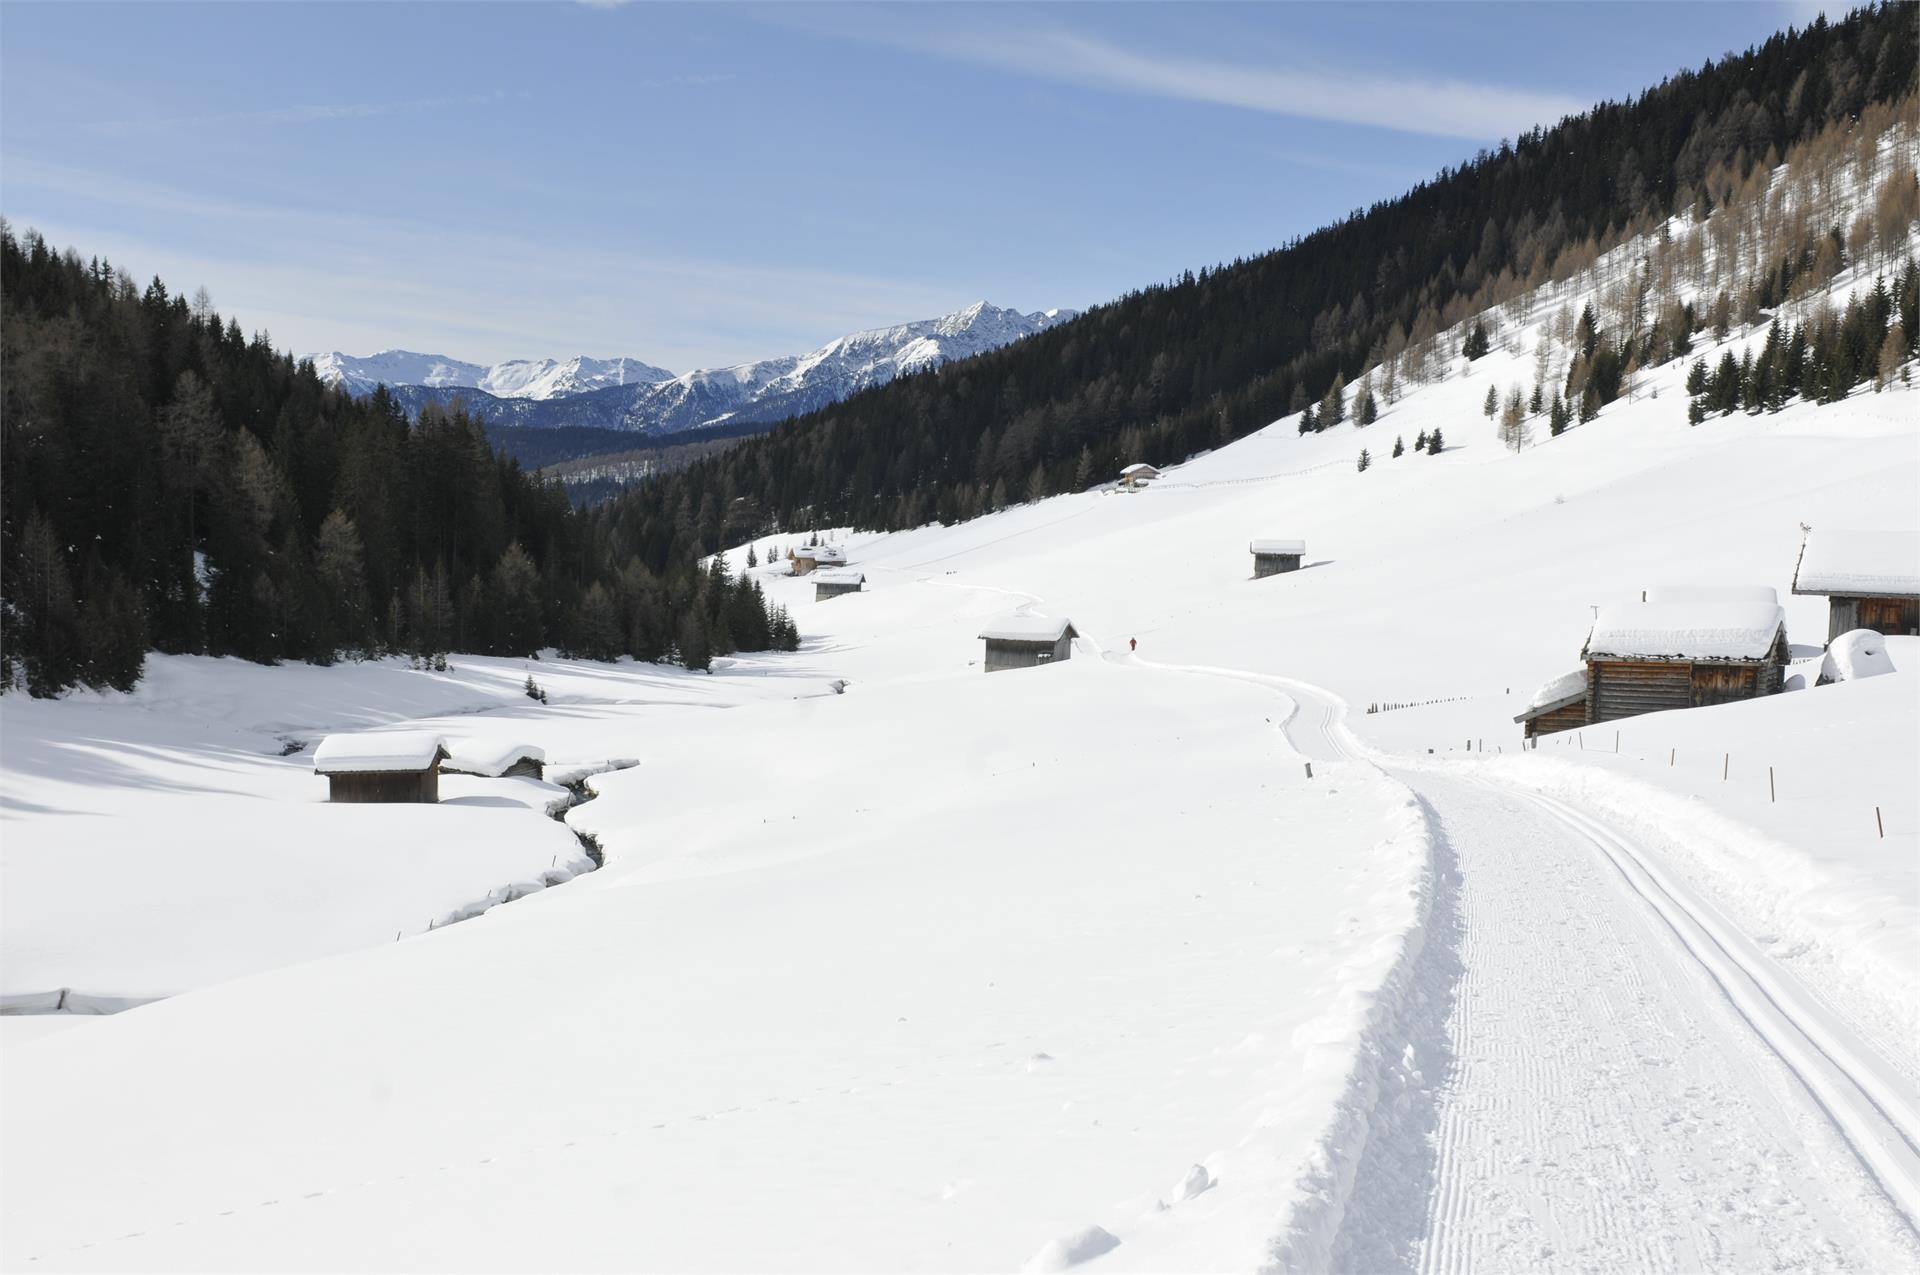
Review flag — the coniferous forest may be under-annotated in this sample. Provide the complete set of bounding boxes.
[0,231,796,696]
[600,5,1914,554]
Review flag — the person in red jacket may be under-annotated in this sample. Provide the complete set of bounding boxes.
[1129,637,1137,652]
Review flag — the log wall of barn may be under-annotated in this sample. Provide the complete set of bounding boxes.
[1588,661,1691,722]
[327,769,440,803]
[1252,554,1302,579]
[983,636,1073,672]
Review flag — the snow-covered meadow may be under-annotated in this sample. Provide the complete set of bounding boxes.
[4,217,1918,1268]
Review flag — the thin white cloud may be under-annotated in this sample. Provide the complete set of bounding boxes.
[5,161,973,370]
[784,13,1585,142]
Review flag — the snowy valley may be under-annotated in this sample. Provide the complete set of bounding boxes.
[5,135,1918,1270]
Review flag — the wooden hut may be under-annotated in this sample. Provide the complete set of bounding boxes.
[1581,599,1788,723]
[814,570,865,601]
[979,614,1077,672]
[442,741,546,781]
[1250,538,1306,578]
[313,732,449,803]
[1514,669,1588,738]
[1120,463,1161,491]
[790,544,846,577]
[1790,527,1920,642]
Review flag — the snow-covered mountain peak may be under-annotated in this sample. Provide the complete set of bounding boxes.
[309,350,675,400]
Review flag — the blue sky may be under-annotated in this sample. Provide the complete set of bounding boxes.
[1,1,1830,371]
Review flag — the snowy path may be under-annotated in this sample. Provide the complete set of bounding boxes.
[1238,681,1920,1272]
[1119,657,1920,1268]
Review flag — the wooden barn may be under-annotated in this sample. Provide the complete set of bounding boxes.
[1791,527,1920,642]
[313,732,449,803]
[442,741,546,781]
[978,614,1077,672]
[1250,538,1306,578]
[1514,669,1588,738]
[1120,463,1161,490]
[1581,599,1789,723]
[814,569,865,601]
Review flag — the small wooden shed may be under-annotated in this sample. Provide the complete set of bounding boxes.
[313,732,449,803]
[442,741,546,781]
[814,570,865,601]
[1581,599,1788,723]
[979,614,1077,672]
[1120,463,1161,491]
[1513,669,1588,738]
[1250,538,1306,578]
[1790,527,1920,643]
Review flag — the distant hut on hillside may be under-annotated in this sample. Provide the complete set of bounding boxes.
[1581,598,1788,723]
[791,544,846,576]
[1120,463,1161,491]
[978,613,1077,672]
[1791,527,1920,642]
[1250,538,1306,578]
[442,740,545,782]
[814,569,865,601]
[313,732,449,804]
[1513,669,1588,739]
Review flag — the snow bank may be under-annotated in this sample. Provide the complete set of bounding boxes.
[312,730,446,773]
[1250,538,1307,556]
[1820,629,1896,684]
[441,739,545,777]
[1584,600,1785,661]
[1794,527,1920,597]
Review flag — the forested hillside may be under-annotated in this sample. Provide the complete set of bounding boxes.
[0,236,795,696]
[597,4,1914,557]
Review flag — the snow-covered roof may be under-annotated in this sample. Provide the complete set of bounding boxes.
[814,569,864,585]
[1642,585,1777,605]
[1792,528,1920,597]
[792,546,817,559]
[441,740,545,778]
[1583,601,1785,662]
[1121,463,1160,475]
[813,545,847,563]
[1250,539,1306,556]
[1514,668,1587,721]
[313,732,449,775]
[978,613,1077,643]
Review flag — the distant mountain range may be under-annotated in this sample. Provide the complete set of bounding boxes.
[308,301,1076,436]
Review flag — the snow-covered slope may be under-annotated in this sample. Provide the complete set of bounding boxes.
[309,350,674,399]
[311,301,1077,434]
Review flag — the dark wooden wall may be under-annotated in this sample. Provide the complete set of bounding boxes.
[1253,554,1302,579]
[1523,702,1589,738]
[327,767,440,803]
[1588,661,1691,722]
[984,635,1073,672]
[815,581,862,600]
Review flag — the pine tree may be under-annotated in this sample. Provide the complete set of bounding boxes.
[1357,388,1379,425]
[1392,436,1405,458]
[491,542,544,656]
[1463,321,1491,360]
[1427,428,1445,454]
[314,510,371,657]
[1549,394,1570,436]
[745,543,758,568]
[677,610,712,673]
[1483,384,1499,417]
[1356,448,1371,472]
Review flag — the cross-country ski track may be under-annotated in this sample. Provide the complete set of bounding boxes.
[1124,655,1920,1271]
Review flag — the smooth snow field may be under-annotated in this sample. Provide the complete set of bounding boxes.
[5,278,1919,1268]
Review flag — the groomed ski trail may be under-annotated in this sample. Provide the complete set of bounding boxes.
[1116,653,1920,1271]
